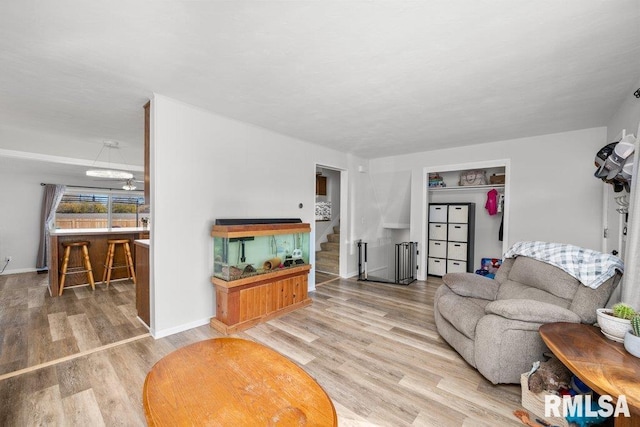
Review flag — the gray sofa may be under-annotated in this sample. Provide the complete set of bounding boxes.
[434,256,620,384]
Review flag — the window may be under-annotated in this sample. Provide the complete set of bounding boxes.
[55,190,147,229]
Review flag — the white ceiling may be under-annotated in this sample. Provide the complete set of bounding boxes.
[1,1,639,164]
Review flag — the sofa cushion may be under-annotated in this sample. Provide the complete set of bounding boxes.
[570,273,620,323]
[485,299,581,323]
[497,280,572,309]
[438,291,489,340]
[502,256,579,300]
[443,273,499,300]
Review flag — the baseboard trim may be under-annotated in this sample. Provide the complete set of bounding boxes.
[1,267,38,275]
[152,317,211,339]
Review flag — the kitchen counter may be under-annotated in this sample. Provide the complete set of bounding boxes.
[51,227,149,236]
[49,228,150,297]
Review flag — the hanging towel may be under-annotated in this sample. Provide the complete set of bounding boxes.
[485,189,498,215]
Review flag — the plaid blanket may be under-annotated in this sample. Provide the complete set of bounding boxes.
[504,241,624,289]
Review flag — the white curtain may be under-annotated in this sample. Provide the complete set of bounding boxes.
[36,184,66,269]
[621,132,640,308]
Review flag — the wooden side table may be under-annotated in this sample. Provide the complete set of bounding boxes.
[143,338,337,426]
[539,322,640,427]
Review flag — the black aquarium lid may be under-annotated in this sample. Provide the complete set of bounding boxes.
[215,218,302,225]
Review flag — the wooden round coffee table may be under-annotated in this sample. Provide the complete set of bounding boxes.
[143,338,337,426]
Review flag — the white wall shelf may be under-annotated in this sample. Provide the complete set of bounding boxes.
[429,184,505,192]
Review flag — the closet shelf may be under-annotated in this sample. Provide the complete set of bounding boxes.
[429,184,505,192]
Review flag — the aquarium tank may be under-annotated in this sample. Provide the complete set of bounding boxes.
[212,219,311,282]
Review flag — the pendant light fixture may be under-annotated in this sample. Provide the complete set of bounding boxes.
[86,141,134,180]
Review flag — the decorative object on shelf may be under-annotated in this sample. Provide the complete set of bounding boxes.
[86,141,134,180]
[428,173,446,188]
[624,314,640,357]
[459,169,487,186]
[596,303,634,342]
[489,173,505,184]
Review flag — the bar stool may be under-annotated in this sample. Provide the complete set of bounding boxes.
[102,239,137,288]
[59,241,95,296]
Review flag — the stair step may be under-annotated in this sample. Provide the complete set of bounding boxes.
[333,225,340,234]
[316,259,339,274]
[316,250,339,261]
[320,242,340,252]
[327,233,340,243]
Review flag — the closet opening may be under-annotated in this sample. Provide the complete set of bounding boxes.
[421,160,511,281]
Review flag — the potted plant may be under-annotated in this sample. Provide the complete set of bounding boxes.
[596,302,635,342]
[624,314,640,357]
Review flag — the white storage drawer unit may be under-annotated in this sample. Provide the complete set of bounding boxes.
[429,223,447,241]
[448,224,468,242]
[447,242,467,261]
[429,205,448,223]
[428,258,446,276]
[427,202,475,276]
[447,259,467,273]
[428,240,447,258]
[448,205,469,223]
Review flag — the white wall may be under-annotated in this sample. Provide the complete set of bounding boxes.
[370,169,411,228]
[150,94,364,337]
[607,77,640,142]
[0,169,43,274]
[370,127,608,280]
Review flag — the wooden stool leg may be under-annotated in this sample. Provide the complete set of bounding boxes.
[124,242,137,285]
[102,243,111,284]
[82,244,95,291]
[105,243,116,288]
[58,245,72,296]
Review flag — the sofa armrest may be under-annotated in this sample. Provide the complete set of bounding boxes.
[442,273,500,300]
[485,299,581,324]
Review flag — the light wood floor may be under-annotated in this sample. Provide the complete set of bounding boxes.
[0,273,523,426]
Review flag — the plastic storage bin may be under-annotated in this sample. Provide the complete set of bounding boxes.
[429,223,447,240]
[448,205,469,223]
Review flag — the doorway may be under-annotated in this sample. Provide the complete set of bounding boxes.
[314,165,346,284]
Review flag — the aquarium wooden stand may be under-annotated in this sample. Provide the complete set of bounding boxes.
[210,264,312,334]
